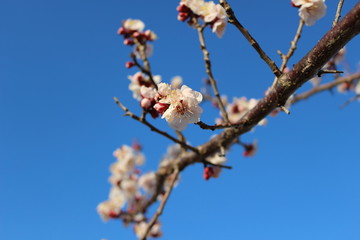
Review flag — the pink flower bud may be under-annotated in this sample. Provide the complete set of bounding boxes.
[291,1,301,8]
[178,12,189,22]
[177,4,189,13]
[117,27,126,35]
[141,98,152,109]
[132,31,141,38]
[154,102,169,115]
[203,167,214,180]
[125,61,135,68]
[123,39,134,45]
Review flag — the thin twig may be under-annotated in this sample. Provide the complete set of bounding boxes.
[113,97,198,153]
[317,69,344,77]
[291,73,360,104]
[133,39,158,90]
[272,19,305,88]
[340,94,360,108]
[220,0,281,77]
[140,168,180,240]
[195,121,243,130]
[196,24,230,123]
[333,0,345,27]
[203,160,232,169]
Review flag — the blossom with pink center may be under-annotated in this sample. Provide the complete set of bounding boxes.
[292,0,327,26]
[157,84,203,131]
[97,200,122,221]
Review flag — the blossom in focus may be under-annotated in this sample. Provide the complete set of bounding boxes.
[155,84,203,131]
[292,0,327,26]
[177,0,227,38]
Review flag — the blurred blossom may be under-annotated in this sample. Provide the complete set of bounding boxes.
[292,0,327,26]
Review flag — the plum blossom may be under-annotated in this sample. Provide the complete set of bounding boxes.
[128,72,161,100]
[292,0,327,26]
[97,200,122,221]
[134,221,162,238]
[155,83,203,131]
[177,0,227,37]
[123,19,145,32]
[138,172,157,193]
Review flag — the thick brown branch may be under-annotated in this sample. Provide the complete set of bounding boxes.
[220,0,281,77]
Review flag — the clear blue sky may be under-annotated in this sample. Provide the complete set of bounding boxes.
[1,0,360,239]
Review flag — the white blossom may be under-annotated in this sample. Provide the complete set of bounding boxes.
[170,76,183,89]
[97,200,121,221]
[138,172,157,193]
[292,0,327,26]
[158,84,203,131]
[123,19,145,32]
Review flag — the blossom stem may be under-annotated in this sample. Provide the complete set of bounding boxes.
[196,24,230,124]
[139,168,180,240]
[340,94,360,108]
[133,39,158,90]
[220,0,281,77]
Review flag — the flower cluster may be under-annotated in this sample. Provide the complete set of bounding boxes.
[216,97,267,126]
[292,0,327,26]
[97,144,164,238]
[177,0,227,38]
[118,19,157,64]
[154,83,203,131]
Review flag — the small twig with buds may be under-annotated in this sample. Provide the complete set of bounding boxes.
[196,23,230,124]
[140,168,180,240]
[332,0,345,27]
[220,0,281,78]
[114,97,198,153]
[133,39,158,90]
[317,69,344,77]
[272,19,305,88]
[195,121,243,130]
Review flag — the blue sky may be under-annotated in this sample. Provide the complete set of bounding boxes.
[1,0,360,239]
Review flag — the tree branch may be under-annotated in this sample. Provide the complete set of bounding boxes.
[197,24,230,123]
[220,0,281,77]
[140,168,179,240]
[113,97,198,153]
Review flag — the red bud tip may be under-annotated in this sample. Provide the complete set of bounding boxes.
[125,61,135,68]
